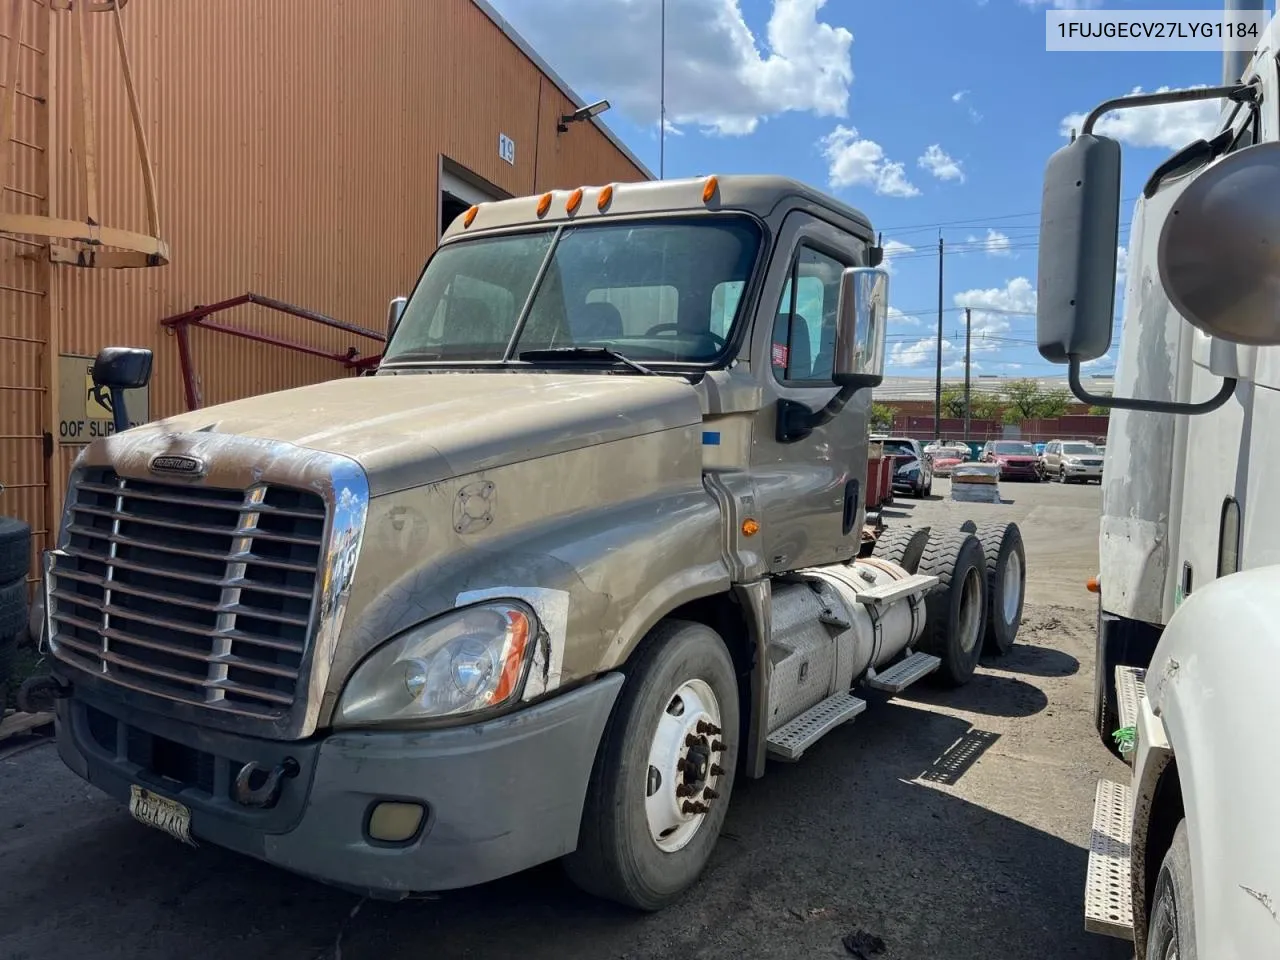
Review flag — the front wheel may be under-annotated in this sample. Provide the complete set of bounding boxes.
[1147,820,1197,959]
[564,620,740,911]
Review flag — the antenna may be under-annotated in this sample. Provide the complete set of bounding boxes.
[660,0,666,179]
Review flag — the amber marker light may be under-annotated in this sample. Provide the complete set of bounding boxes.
[463,205,478,227]
[1087,576,1101,594]
[742,518,760,537]
[702,176,719,203]
[536,192,553,217]
[597,184,614,211]
[566,187,584,215]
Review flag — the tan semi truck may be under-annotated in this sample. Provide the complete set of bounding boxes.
[32,175,1026,911]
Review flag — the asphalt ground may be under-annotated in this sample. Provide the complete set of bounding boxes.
[0,476,1131,960]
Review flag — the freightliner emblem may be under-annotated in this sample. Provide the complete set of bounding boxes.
[149,454,206,478]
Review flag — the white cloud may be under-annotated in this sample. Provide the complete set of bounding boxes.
[888,305,919,326]
[1060,85,1219,150]
[951,89,982,122]
[953,277,1036,350]
[490,0,853,136]
[1116,245,1129,286]
[891,336,953,367]
[1083,352,1114,370]
[820,126,920,197]
[881,239,915,274]
[918,144,965,183]
[1018,0,1104,8]
[964,228,1012,257]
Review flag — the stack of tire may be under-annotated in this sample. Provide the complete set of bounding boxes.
[0,515,31,715]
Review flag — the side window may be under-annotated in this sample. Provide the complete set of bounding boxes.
[771,245,845,383]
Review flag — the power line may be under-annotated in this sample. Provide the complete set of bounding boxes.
[878,196,1143,236]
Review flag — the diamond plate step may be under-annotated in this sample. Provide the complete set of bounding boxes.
[1116,666,1147,733]
[1084,779,1135,940]
[864,651,941,694]
[766,692,867,761]
[854,572,939,605]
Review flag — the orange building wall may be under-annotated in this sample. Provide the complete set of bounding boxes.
[0,0,649,586]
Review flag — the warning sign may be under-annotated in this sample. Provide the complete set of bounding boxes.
[58,354,150,445]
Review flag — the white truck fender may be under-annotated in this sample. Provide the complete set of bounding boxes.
[1141,565,1280,959]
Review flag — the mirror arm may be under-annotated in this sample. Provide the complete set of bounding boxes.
[1067,357,1236,415]
[776,383,859,443]
[1082,83,1254,135]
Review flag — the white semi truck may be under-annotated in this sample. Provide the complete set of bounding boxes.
[1036,4,1280,956]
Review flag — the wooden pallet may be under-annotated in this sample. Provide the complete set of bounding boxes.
[0,709,54,742]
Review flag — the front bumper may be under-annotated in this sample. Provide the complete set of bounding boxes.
[996,462,1041,480]
[53,671,624,897]
[1063,462,1103,480]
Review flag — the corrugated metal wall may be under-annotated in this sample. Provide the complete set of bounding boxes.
[0,0,648,586]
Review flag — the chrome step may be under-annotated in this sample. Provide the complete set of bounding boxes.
[854,572,939,605]
[864,651,941,694]
[766,692,867,762]
[1084,779,1135,940]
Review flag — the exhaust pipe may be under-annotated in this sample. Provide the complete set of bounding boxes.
[1223,0,1266,84]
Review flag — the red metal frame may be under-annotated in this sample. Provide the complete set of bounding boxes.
[160,293,385,410]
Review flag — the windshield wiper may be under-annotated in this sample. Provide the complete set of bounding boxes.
[518,347,656,375]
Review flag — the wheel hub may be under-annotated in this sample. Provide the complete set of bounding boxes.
[645,679,726,853]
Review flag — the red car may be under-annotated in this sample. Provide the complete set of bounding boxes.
[980,439,1043,481]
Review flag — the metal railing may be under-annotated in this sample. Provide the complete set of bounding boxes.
[160,294,385,410]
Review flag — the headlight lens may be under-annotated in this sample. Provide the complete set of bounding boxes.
[336,602,537,725]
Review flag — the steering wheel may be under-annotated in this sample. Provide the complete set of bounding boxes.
[642,323,727,348]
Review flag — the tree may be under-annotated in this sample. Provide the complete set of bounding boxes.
[1002,379,1072,421]
[940,384,1002,422]
[940,385,966,419]
[1089,405,1110,416]
[869,402,895,432]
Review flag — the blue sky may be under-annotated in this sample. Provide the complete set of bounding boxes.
[489,0,1270,378]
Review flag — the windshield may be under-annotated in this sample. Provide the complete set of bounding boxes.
[1062,442,1097,455]
[382,215,762,366]
[993,442,1036,455]
[880,440,916,457]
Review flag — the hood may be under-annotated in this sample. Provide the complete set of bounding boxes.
[115,371,704,496]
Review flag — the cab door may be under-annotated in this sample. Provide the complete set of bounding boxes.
[748,210,869,572]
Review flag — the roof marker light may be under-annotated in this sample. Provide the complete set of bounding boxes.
[597,184,614,211]
[702,176,719,204]
[463,205,479,228]
[536,192,553,217]
[566,187,583,215]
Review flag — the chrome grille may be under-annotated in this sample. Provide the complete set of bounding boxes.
[48,468,327,720]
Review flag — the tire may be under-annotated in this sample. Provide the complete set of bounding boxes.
[0,631,13,714]
[0,516,31,586]
[974,522,1025,656]
[872,526,931,575]
[0,577,27,640]
[916,531,988,687]
[564,620,740,911]
[1147,820,1197,960]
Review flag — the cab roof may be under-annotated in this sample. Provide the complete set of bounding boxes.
[442,174,875,243]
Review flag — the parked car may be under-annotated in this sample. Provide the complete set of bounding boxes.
[1041,439,1104,483]
[871,434,933,498]
[924,442,971,476]
[980,439,1043,481]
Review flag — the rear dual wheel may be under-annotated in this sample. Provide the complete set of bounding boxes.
[917,531,988,687]
[566,620,739,911]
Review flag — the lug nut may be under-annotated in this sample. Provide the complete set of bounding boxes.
[709,763,726,777]
[685,734,701,748]
[711,739,727,752]
[703,788,720,800]
[682,801,709,815]
[675,784,696,798]
[696,721,721,735]
[676,758,690,772]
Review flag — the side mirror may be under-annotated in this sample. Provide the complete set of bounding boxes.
[1158,140,1280,346]
[386,296,408,342]
[832,266,888,389]
[91,347,152,436]
[1036,133,1121,365]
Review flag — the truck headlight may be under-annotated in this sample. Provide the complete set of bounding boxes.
[335,602,537,725]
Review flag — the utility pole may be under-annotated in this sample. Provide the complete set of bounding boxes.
[934,233,943,442]
[964,307,972,443]
[659,0,666,179]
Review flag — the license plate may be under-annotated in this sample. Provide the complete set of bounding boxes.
[129,785,196,847]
